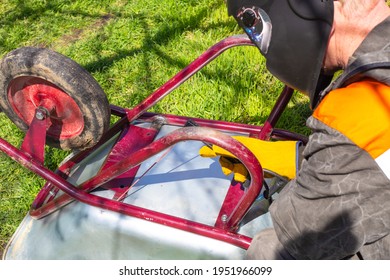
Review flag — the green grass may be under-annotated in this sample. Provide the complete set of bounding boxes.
[0,0,312,256]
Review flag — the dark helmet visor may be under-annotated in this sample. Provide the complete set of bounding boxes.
[227,0,334,108]
[236,6,272,54]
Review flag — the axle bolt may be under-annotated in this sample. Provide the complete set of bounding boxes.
[35,110,46,120]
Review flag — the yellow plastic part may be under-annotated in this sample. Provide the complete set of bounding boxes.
[199,136,299,182]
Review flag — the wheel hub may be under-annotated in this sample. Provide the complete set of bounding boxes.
[7,76,84,140]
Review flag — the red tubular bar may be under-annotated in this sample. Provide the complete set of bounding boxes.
[31,116,131,209]
[0,127,262,249]
[125,35,254,122]
[134,112,308,143]
[30,127,263,227]
[20,108,49,164]
[256,86,295,140]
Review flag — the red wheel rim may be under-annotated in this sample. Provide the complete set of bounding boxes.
[7,76,84,140]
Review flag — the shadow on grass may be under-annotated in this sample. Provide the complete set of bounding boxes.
[0,0,106,25]
[73,2,292,126]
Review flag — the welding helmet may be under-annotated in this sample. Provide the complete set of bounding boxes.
[226,0,334,108]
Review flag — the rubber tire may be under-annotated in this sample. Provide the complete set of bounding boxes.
[0,47,111,150]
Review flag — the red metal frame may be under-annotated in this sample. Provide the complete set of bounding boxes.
[0,35,308,250]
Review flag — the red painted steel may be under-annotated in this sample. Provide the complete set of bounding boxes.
[136,112,308,143]
[256,86,295,140]
[31,116,131,209]
[20,109,49,164]
[29,127,263,229]
[100,124,160,199]
[7,77,84,139]
[215,180,246,229]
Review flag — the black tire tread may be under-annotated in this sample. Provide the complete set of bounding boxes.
[0,47,111,150]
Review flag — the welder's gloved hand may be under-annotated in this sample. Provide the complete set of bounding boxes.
[199,136,300,182]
